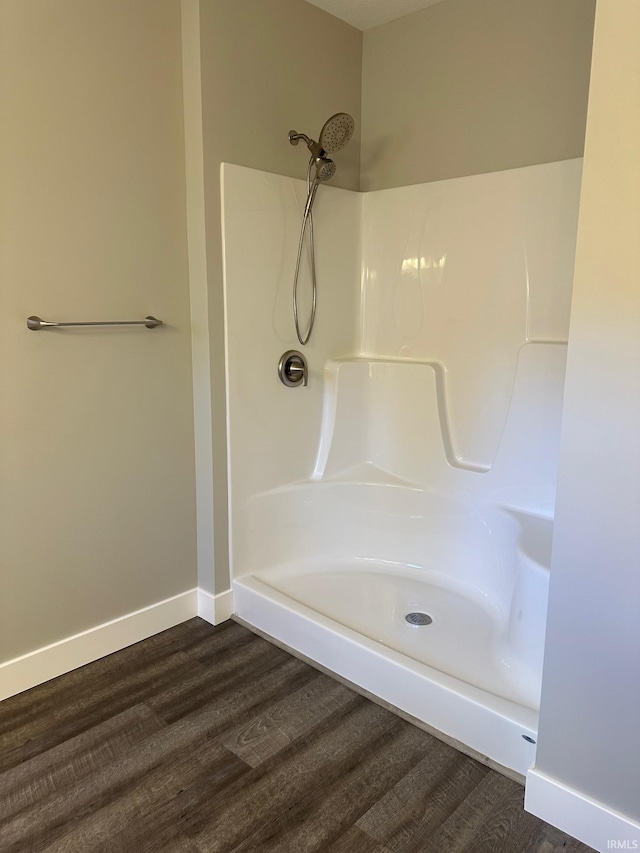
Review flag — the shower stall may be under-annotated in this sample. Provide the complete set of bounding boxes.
[221,153,582,778]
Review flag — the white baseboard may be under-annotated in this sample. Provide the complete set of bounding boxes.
[197,588,233,625]
[1,588,200,701]
[526,767,640,853]
[0,586,236,702]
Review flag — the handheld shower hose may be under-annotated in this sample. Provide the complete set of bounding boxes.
[288,112,354,345]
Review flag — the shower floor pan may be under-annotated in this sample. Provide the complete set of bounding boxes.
[233,560,540,779]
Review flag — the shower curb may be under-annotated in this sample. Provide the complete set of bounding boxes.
[233,575,539,779]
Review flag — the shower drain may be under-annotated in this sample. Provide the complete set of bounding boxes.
[405,612,433,626]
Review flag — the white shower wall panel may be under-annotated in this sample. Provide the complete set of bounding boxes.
[221,164,361,570]
[223,161,583,564]
[361,160,583,470]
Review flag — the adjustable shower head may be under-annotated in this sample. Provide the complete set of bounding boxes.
[314,156,336,183]
[319,112,355,154]
[288,132,336,183]
[288,112,354,182]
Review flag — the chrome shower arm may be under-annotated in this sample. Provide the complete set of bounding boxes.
[289,131,324,159]
[288,130,312,146]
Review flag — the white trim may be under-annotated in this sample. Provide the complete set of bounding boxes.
[181,0,217,593]
[526,767,640,853]
[197,588,233,626]
[220,163,235,578]
[0,589,198,701]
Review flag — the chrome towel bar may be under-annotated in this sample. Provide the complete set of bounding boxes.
[27,315,163,331]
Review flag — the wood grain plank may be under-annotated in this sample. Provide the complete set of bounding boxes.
[97,827,202,853]
[414,770,538,853]
[185,699,398,851]
[222,672,356,767]
[183,619,260,666]
[327,826,392,853]
[1,728,241,853]
[44,743,244,853]
[454,784,542,853]
[0,650,205,771]
[231,717,435,852]
[149,632,294,723]
[171,654,318,740]
[0,656,313,853]
[0,704,166,822]
[86,674,351,852]
[522,821,600,853]
[356,739,489,850]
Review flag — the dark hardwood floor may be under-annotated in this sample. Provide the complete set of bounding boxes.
[0,617,595,852]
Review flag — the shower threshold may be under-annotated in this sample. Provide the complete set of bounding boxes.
[233,566,540,779]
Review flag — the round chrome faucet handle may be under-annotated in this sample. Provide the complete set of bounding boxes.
[287,362,308,386]
[278,350,308,387]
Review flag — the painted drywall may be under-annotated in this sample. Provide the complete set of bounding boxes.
[530,0,640,835]
[189,0,362,591]
[0,0,197,663]
[361,0,596,190]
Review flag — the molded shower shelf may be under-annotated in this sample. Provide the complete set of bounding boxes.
[313,346,568,519]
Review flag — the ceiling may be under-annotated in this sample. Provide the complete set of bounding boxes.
[304,0,449,31]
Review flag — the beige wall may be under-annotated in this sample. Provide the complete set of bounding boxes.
[0,0,197,662]
[361,0,596,190]
[192,0,362,591]
[532,0,640,831]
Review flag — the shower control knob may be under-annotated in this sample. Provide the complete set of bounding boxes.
[278,350,308,388]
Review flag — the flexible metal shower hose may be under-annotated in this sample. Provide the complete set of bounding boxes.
[292,157,320,345]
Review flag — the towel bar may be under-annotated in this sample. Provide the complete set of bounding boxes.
[27,316,163,331]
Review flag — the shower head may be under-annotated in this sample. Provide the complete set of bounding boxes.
[314,156,336,183]
[288,129,337,183]
[288,112,355,171]
[319,112,355,154]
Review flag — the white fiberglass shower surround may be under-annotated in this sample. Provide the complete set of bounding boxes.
[221,158,582,778]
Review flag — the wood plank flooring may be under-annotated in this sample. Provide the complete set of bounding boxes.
[0,618,595,852]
